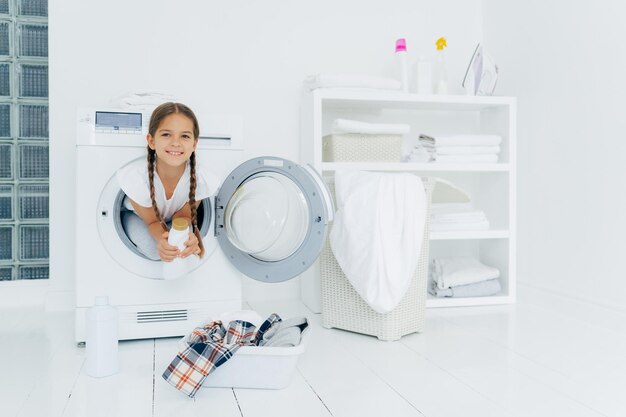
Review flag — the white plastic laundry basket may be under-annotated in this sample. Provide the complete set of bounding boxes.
[320,177,434,341]
[185,311,308,390]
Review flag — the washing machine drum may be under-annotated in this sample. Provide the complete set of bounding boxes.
[216,157,333,283]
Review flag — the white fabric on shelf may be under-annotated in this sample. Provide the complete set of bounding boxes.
[435,154,499,163]
[431,210,488,223]
[431,257,500,289]
[428,278,501,298]
[111,91,178,113]
[331,118,411,135]
[329,170,427,314]
[304,74,402,91]
[431,134,502,147]
[436,146,501,155]
[429,220,490,232]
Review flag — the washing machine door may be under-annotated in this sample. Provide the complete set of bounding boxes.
[215,157,333,283]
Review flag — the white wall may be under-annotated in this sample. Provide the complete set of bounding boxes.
[484,1,626,311]
[48,0,483,307]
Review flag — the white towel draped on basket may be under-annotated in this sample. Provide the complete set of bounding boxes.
[329,170,427,314]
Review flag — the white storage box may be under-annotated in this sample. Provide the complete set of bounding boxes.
[180,311,309,390]
[322,133,403,162]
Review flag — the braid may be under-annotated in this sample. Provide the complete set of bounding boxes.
[147,147,167,232]
[189,152,205,257]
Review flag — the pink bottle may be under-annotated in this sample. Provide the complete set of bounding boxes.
[395,38,408,93]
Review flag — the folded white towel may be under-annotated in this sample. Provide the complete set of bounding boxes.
[431,257,500,289]
[432,134,502,147]
[112,91,178,112]
[429,220,490,232]
[428,278,501,298]
[431,210,487,223]
[332,119,410,135]
[436,146,501,155]
[436,154,499,163]
[330,170,427,314]
[430,202,474,215]
[305,74,402,91]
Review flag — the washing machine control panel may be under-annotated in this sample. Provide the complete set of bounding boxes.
[95,111,143,134]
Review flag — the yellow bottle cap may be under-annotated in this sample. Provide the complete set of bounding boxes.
[436,37,447,51]
[172,217,189,231]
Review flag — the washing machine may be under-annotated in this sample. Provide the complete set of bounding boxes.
[75,109,333,342]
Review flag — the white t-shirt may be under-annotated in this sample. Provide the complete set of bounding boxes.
[116,158,220,222]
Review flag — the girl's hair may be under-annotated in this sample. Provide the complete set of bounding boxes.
[147,102,205,257]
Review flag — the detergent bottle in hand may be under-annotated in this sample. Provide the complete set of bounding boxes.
[163,217,198,280]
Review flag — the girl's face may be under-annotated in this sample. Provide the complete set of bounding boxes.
[147,113,197,168]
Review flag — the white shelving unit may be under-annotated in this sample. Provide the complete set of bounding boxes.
[301,89,516,309]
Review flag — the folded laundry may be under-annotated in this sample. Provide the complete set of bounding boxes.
[429,220,490,232]
[428,278,501,298]
[304,74,402,91]
[163,313,308,398]
[331,118,411,135]
[111,91,177,112]
[435,154,499,163]
[435,146,501,155]
[429,134,502,147]
[403,146,434,163]
[431,257,500,289]
[431,210,488,223]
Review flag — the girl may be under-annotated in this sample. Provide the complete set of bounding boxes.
[117,102,219,262]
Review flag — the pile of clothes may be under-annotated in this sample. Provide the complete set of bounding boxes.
[405,134,502,163]
[428,257,501,298]
[163,313,308,398]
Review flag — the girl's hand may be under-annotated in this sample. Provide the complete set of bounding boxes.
[157,231,180,262]
[180,232,200,258]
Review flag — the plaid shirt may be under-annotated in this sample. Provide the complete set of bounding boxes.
[163,313,282,398]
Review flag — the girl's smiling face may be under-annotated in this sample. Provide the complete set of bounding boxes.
[147,113,197,168]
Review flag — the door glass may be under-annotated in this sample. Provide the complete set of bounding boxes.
[225,172,309,261]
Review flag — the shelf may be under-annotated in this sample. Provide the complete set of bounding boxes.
[321,162,510,172]
[426,294,514,308]
[430,230,510,240]
[315,89,516,112]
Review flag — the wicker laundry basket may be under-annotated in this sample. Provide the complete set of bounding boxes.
[320,177,434,341]
[322,134,403,162]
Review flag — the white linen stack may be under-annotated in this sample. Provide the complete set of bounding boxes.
[429,203,489,232]
[331,119,410,135]
[428,257,501,298]
[418,134,502,163]
[305,74,402,91]
[110,91,178,113]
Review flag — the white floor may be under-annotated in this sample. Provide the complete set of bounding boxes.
[2,284,626,417]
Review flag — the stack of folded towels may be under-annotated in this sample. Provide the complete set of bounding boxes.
[430,202,490,232]
[331,118,410,135]
[428,257,501,298]
[405,133,502,163]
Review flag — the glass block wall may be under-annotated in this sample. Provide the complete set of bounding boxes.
[0,0,49,281]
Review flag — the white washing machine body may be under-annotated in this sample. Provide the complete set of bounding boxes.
[75,109,333,342]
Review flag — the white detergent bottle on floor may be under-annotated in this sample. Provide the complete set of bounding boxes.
[163,218,198,280]
[86,296,119,378]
